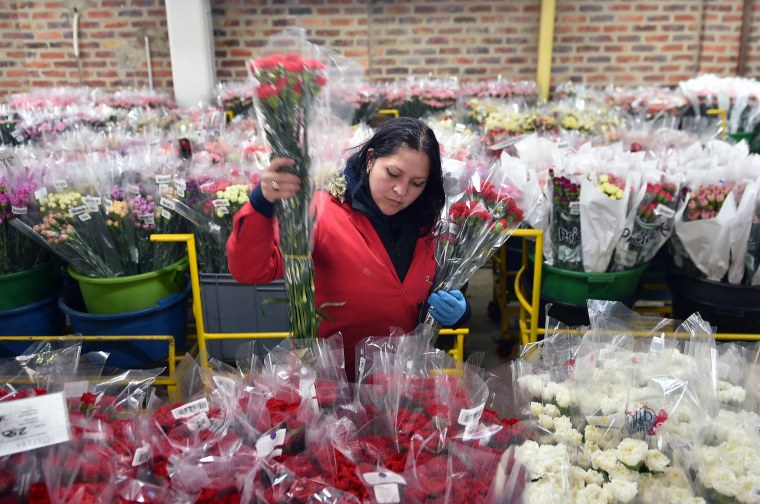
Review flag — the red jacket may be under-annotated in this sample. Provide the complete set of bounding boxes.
[226,191,437,378]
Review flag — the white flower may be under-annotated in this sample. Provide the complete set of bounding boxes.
[543,381,560,402]
[552,416,573,432]
[554,425,583,447]
[518,374,548,399]
[571,483,612,504]
[616,438,648,467]
[584,425,603,444]
[735,475,760,504]
[706,466,739,498]
[608,462,641,483]
[530,402,544,418]
[543,403,561,418]
[606,478,638,503]
[570,466,588,488]
[523,478,563,504]
[585,469,604,487]
[555,383,575,409]
[645,449,670,472]
[662,467,690,487]
[538,414,555,431]
[591,449,618,474]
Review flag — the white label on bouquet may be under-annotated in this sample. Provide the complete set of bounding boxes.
[0,392,70,457]
[161,209,172,220]
[455,123,466,133]
[374,484,401,503]
[0,149,22,171]
[127,185,139,196]
[159,197,175,210]
[158,183,169,194]
[174,179,186,192]
[132,443,151,467]
[364,471,406,486]
[155,174,171,184]
[53,179,68,190]
[569,201,580,215]
[171,398,209,419]
[11,206,27,215]
[83,196,101,206]
[185,412,212,432]
[459,402,485,439]
[653,204,675,219]
[63,380,89,399]
[255,428,286,458]
[138,214,155,225]
[557,141,570,150]
[78,213,91,222]
[68,205,87,216]
[208,223,221,233]
[103,198,112,209]
[176,187,185,197]
[447,222,459,235]
[212,376,236,396]
[299,378,318,409]
[217,207,229,215]
[34,187,47,201]
[212,199,229,208]
[130,246,139,263]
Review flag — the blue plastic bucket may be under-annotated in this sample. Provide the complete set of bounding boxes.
[0,287,67,357]
[59,281,191,369]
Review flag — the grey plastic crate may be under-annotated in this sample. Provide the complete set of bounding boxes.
[199,273,289,361]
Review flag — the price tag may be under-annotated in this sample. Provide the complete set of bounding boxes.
[557,141,570,149]
[654,204,676,219]
[158,183,169,194]
[0,149,22,171]
[455,123,466,133]
[174,180,186,192]
[155,174,172,184]
[217,207,229,215]
[68,205,87,216]
[78,213,91,222]
[208,223,221,233]
[159,197,175,210]
[132,443,151,467]
[185,412,212,432]
[34,187,47,201]
[53,180,68,190]
[458,403,485,440]
[374,484,400,503]
[212,199,230,208]
[11,206,27,215]
[364,471,406,485]
[83,196,101,206]
[138,214,155,225]
[0,392,71,457]
[255,428,286,458]
[171,398,209,420]
[62,380,89,399]
[103,198,112,209]
[176,187,185,198]
[161,209,172,220]
[569,201,580,215]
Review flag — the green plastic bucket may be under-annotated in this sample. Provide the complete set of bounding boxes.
[0,258,62,311]
[67,257,189,315]
[530,255,649,305]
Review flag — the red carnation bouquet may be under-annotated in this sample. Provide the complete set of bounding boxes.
[423,162,528,327]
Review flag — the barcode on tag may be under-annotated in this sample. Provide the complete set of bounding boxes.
[185,412,212,432]
[161,209,171,220]
[569,201,580,215]
[374,484,400,504]
[78,213,91,222]
[159,197,175,210]
[653,204,676,219]
[212,199,230,208]
[11,206,27,215]
[171,398,209,419]
[599,349,615,361]
[458,403,485,427]
[155,174,171,184]
[132,443,151,467]
[34,187,47,201]
[53,180,68,190]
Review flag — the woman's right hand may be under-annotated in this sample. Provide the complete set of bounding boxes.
[260,158,302,203]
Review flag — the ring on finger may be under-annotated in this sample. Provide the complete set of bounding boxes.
[271,180,279,191]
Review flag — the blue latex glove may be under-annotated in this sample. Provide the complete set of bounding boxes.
[428,290,467,326]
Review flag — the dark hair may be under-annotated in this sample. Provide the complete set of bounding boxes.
[345,117,444,234]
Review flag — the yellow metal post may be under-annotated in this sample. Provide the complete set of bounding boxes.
[536,0,557,102]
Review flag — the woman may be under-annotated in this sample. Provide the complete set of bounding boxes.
[227,118,469,378]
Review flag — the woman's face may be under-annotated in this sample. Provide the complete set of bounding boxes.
[367,147,430,216]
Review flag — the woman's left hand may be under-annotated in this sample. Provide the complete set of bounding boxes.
[428,290,467,326]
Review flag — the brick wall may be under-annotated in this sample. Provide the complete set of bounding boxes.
[0,0,172,92]
[1,0,759,96]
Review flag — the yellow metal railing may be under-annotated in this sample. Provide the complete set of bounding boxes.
[0,334,179,400]
[152,234,469,369]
